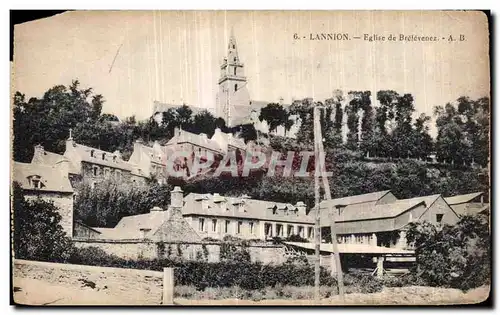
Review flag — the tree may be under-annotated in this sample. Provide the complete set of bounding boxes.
[13,80,105,162]
[357,91,375,157]
[290,98,315,145]
[406,214,490,290]
[259,103,291,133]
[192,110,218,137]
[391,93,416,158]
[12,183,74,262]
[332,90,344,147]
[413,114,433,160]
[345,91,364,150]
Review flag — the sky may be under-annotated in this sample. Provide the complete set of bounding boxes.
[13,11,490,136]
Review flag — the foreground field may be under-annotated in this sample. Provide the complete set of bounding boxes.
[13,276,489,306]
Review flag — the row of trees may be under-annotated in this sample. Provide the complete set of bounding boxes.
[258,91,489,166]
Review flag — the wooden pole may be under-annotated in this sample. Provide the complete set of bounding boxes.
[313,106,321,302]
[313,105,345,300]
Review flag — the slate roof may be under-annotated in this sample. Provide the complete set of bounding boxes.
[166,129,223,154]
[95,211,172,239]
[152,101,214,115]
[444,192,484,205]
[320,194,441,225]
[70,142,134,171]
[183,193,313,224]
[320,190,392,209]
[12,161,73,193]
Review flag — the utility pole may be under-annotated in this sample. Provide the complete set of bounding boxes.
[313,103,345,301]
[313,106,321,302]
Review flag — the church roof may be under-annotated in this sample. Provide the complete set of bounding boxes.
[152,101,214,116]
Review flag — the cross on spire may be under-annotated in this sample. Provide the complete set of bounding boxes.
[68,128,73,140]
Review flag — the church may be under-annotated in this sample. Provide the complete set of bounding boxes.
[153,29,300,139]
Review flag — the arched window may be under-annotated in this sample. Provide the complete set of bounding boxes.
[234,84,238,91]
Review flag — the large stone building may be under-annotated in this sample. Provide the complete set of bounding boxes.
[12,161,74,236]
[319,191,461,249]
[181,191,313,240]
[128,140,168,184]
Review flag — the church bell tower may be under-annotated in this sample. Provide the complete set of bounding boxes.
[216,28,251,127]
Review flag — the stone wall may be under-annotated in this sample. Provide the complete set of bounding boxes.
[73,239,287,264]
[24,192,73,237]
[13,259,172,305]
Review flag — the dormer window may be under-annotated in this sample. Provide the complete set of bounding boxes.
[27,175,43,189]
[272,206,277,215]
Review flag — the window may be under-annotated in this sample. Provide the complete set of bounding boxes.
[287,225,293,236]
[92,166,99,177]
[237,221,242,234]
[276,224,283,237]
[233,68,236,76]
[232,44,235,49]
[28,175,42,189]
[436,214,444,223]
[104,168,110,177]
[298,226,304,238]
[233,57,237,62]
[249,222,254,235]
[264,223,272,237]
[272,206,277,215]
[212,219,217,232]
[90,150,95,158]
[113,156,117,162]
[225,220,230,233]
[198,218,205,232]
[307,227,314,239]
[102,153,106,160]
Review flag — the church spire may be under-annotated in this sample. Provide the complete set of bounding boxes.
[227,26,239,62]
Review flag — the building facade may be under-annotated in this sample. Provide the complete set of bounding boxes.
[181,191,314,240]
[13,161,75,236]
[320,191,461,249]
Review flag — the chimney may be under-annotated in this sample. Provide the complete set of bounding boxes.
[296,201,307,216]
[170,186,183,210]
[33,144,45,163]
[150,206,164,212]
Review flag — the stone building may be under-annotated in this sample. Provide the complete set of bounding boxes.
[63,135,148,186]
[85,187,201,243]
[128,140,168,184]
[12,161,74,236]
[181,191,314,240]
[320,191,460,249]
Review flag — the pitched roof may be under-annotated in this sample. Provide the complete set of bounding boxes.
[152,101,214,115]
[96,210,172,239]
[12,162,73,193]
[444,192,484,205]
[321,194,441,225]
[166,129,223,153]
[183,193,313,224]
[32,150,64,165]
[70,142,134,171]
[320,190,391,209]
[211,129,247,151]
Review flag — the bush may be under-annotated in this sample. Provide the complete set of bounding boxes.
[406,214,491,290]
[12,183,74,263]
